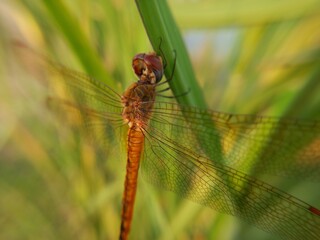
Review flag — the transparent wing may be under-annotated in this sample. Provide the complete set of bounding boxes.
[147,101,320,181]
[141,118,320,240]
[43,61,126,150]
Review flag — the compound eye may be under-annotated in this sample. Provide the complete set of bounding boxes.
[132,53,147,78]
[143,53,164,82]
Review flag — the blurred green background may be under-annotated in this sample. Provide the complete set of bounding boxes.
[1,0,320,239]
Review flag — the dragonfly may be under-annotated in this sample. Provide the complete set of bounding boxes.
[21,45,320,240]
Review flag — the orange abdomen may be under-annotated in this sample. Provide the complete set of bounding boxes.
[120,127,144,240]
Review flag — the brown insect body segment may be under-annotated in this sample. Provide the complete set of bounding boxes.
[120,53,163,240]
[122,83,156,128]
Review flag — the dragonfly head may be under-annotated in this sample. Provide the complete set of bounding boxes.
[132,52,163,84]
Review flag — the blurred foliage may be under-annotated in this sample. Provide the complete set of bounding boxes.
[1,0,320,240]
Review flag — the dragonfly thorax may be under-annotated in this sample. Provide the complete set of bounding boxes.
[121,82,156,129]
